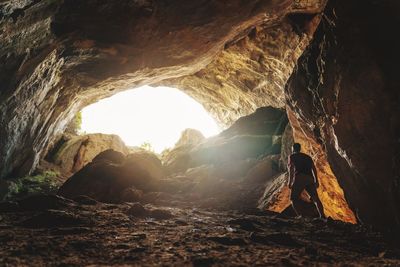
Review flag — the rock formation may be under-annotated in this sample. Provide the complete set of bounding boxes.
[0,0,325,179]
[173,129,205,148]
[58,149,164,203]
[48,133,129,175]
[285,0,400,231]
[0,0,400,234]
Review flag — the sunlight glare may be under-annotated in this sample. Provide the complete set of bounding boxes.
[80,86,221,153]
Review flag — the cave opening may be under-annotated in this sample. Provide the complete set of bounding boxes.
[1,0,400,263]
[79,85,221,153]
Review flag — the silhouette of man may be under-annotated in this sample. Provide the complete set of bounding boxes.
[287,143,326,218]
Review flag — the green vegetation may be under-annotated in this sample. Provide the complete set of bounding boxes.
[65,111,83,134]
[4,171,60,200]
[140,141,154,152]
[75,111,82,131]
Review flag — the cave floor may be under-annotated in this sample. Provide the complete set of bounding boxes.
[0,196,399,266]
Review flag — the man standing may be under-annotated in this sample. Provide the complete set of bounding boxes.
[288,143,326,218]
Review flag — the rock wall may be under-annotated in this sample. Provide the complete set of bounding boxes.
[0,0,325,179]
[285,0,400,231]
[49,133,129,175]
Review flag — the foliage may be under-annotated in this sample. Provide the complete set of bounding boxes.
[4,171,60,200]
[75,111,82,131]
[65,111,83,134]
[140,141,154,152]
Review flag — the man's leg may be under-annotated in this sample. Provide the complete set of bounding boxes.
[306,185,326,218]
[290,180,304,217]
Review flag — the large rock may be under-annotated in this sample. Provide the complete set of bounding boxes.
[190,134,273,166]
[245,156,279,184]
[50,134,129,175]
[162,145,194,175]
[163,108,288,174]
[58,151,164,203]
[174,129,205,147]
[92,149,126,165]
[280,124,294,171]
[285,0,400,230]
[125,151,165,182]
[162,129,205,174]
[187,107,290,166]
[220,107,287,138]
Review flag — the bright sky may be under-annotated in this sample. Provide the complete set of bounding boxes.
[80,86,221,153]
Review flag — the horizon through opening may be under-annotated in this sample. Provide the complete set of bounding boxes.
[80,86,221,153]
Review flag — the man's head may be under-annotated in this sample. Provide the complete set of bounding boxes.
[292,143,301,153]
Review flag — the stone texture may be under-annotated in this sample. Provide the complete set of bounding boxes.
[280,124,294,170]
[58,151,164,203]
[3,199,399,266]
[0,0,325,179]
[287,109,356,223]
[162,19,320,125]
[285,0,400,230]
[174,129,205,148]
[245,156,279,184]
[163,107,288,175]
[50,134,129,175]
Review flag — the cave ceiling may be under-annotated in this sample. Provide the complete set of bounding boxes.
[0,0,326,178]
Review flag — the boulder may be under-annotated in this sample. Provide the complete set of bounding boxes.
[162,108,290,175]
[125,151,165,181]
[92,149,126,164]
[213,158,257,180]
[220,107,288,138]
[162,129,204,174]
[258,173,291,212]
[120,188,144,203]
[58,151,163,203]
[174,128,205,147]
[50,134,129,174]
[190,134,273,166]
[244,156,279,184]
[162,145,194,174]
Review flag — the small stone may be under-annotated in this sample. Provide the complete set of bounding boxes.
[126,203,147,217]
[120,188,143,203]
[149,209,174,220]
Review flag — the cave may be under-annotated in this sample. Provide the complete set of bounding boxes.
[1,0,400,265]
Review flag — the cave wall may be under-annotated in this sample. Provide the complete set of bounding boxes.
[285,0,400,231]
[163,16,321,125]
[0,0,325,179]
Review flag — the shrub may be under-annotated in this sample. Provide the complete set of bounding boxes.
[4,171,60,200]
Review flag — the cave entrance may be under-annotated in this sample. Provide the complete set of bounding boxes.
[79,86,221,153]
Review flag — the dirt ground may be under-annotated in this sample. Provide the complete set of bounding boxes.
[0,194,399,266]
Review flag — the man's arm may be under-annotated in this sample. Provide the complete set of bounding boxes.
[287,156,294,188]
[311,161,319,188]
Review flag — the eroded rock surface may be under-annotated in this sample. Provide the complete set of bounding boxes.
[0,0,325,179]
[285,0,400,231]
[48,133,129,175]
[58,150,164,203]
